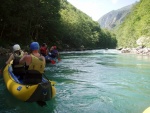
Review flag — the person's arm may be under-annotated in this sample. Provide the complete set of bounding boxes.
[19,55,26,64]
[20,55,31,66]
[6,54,14,64]
[24,52,28,55]
[50,47,53,52]
[46,48,48,55]
[41,56,46,66]
[56,50,59,58]
[56,51,61,61]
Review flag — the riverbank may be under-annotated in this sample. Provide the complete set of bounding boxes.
[0,46,97,56]
[1,46,150,56]
[120,47,150,56]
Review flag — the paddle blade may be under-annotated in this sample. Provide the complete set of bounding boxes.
[51,60,56,64]
[50,80,56,85]
[58,58,61,61]
[36,101,46,107]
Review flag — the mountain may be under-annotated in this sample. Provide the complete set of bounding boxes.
[97,4,134,30]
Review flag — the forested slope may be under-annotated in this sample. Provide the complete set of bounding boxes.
[0,0,117,50]
[0,0,61,47]
[115,0,150,48]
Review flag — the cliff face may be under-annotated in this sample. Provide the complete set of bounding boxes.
[97,4,134,30]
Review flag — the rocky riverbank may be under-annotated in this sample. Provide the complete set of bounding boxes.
[1,46,150,56]
[120,47,150,55]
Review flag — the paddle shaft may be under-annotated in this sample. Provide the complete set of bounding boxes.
[43,73,56,85]
[0,65,5,75]
[43,73,49,80]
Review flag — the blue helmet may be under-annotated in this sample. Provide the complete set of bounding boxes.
[30,42,39,50]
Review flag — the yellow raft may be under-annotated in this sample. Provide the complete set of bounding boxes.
[143,107,150,113]
[3,63,56,102]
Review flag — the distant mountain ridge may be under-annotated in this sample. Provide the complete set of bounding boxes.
[97,4,134,30]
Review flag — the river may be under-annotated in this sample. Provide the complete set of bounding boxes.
[0,49,150,113]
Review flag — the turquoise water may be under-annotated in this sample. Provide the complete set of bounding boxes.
[0,49,150,113]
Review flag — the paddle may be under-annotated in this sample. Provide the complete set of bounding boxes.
[0,65,5,75]
[36,101,46,107]
[58,58,61,62]
[43,73,56,85]
[50,60,56,64]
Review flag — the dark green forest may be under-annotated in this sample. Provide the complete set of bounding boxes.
[114,0,150,48]
[0,0,117,50]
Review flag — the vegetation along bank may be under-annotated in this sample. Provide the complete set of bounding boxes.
[0,0,149,54]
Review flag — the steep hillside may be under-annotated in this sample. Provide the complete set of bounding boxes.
[98,4,134,30]
[0,0,117,49]
[115,0,150,48]
[59,0,117,49]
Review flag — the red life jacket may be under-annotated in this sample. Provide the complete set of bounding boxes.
[40,46,47,56]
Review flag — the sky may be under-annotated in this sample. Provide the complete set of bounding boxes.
[67,0,140,21]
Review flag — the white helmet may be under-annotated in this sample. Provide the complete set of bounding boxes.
[13,44,21,52]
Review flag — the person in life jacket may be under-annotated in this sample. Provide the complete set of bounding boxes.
[6,44,26,64]
[6,44,28,76]
[19,42,45,84]
[40,43,48,57]
[49,46,59,58]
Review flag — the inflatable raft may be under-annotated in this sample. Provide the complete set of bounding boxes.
[45,55,58,64]
[3,62,56,102]
[143,107,150,113]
